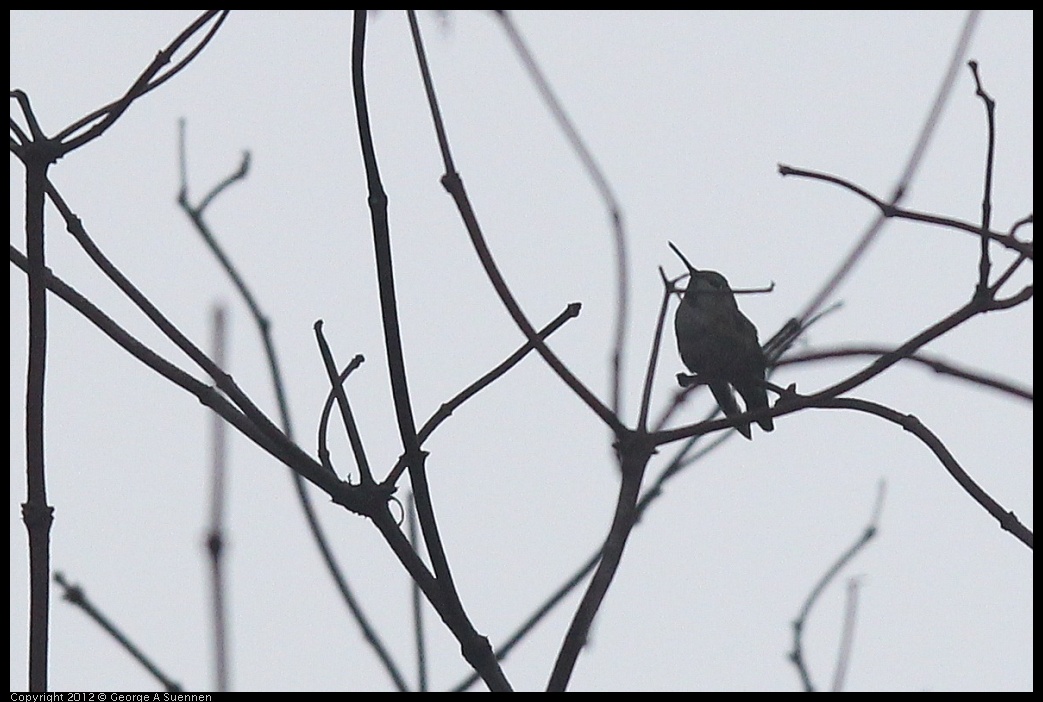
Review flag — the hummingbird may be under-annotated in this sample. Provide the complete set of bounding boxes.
[669,242,774,440]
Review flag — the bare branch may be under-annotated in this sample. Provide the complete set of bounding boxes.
[777,164,1030,258]
[547,432,656,691]
[356,11,509,690]
[177,122,409,691]
[778,345,1032,402]
[408,10,625,437]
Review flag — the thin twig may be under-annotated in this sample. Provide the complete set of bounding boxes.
[637,269,682,432]
[314,321,374,486]
[968,60,996,295]
[407,497,428,692]
[45,179,307,476]
[820,398,1031,547]
[54,572,182,691]
[384,303,581,487]
[317,355,365,476]
[831,578,862,692]
[206,305,230,693]
[790,482,885,692]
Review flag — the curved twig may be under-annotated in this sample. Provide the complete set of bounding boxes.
[497,11,630,419]
[790,482,885,692]
[813,396,1030,548]
[788,11,980,324]
[316,355,365,476]
[54,11,229,154]
[315,321,374,485]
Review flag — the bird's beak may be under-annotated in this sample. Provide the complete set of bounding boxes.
[668,241,698,276]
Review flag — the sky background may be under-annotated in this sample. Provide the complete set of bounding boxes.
[10,10,1032,692]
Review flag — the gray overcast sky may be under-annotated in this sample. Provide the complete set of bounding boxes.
[11,11,1032,691]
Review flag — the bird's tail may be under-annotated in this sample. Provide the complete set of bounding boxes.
[708,382,752,440]
[737,383,774,433]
